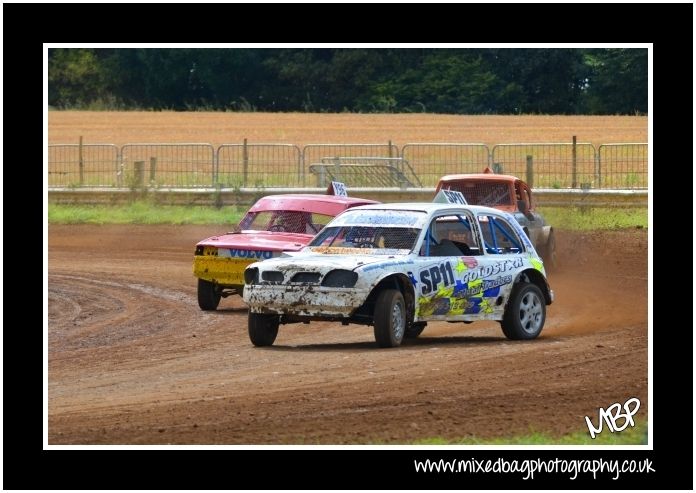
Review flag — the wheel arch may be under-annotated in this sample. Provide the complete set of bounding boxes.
[358,273,415,324]
[513,268,553,305]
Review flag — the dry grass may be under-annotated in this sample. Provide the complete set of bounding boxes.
[48,112,647,147]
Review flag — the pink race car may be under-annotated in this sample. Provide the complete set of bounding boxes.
[193,192,378,310]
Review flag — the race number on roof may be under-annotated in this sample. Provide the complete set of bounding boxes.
[327,181,348,196]
[433,189,467,205]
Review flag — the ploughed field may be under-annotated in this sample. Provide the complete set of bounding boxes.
[49,112,647,147]
[48,224,648,444]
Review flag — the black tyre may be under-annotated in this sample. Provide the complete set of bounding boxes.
[373,289,406,348]
[197,279,221,311]
[404,322,427,339]
[542,231,557,272]
[248,313,280,347]
[501,283,546,340]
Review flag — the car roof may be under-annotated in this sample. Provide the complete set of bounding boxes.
[438,174,519,184]
[345,202,513,216]
[248,194,379,215]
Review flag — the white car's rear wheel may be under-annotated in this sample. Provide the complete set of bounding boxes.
[501,283,545,340]
[373,289,406,348]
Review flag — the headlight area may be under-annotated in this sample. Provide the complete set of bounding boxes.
[244,267,259,285]
[245,268,357,288]
[195,245,218,256]
[321,269,358,288]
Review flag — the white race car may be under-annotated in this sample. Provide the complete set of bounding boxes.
[243,192,554,348]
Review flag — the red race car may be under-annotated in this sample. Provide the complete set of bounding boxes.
[194,187,378,310]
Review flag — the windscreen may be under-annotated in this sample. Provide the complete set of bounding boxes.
[307,209,427,255]
[239,211,333,234]
[445,181,512,207]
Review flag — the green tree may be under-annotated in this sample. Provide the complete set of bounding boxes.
[583,49,648,114]
[47,47,647,114]
[482,48,588,114]
[365,49,497,113]
[48,49,104,107]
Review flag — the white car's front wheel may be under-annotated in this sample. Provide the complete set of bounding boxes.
[373,289,406,348]
[249,313,280,347]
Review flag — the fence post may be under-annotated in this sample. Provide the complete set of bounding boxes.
[571,135,577,188]
[297,147,304,187]
[149,157,157,185]
[526,155,534,188]
[116,147,123,188]
[492,162,503,174]
[333,156,341,185]
[388,140,393,158]
[596,147,602,188]
[79,136,84,186]
[134,161,145,188]
[213,146,218,187]
[243,138,248,187]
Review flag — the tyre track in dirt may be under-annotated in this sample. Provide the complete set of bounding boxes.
[48,225,648,444]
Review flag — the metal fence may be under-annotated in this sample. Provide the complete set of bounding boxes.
[597,143,648,189]
[309,157,422,188]
[402,143,491,186]
[491,142,597,189]
[303,143,399,172]
[48,144,119,187]
[217,142,303,187]
[48,141,649,190]
[120,144,215,187]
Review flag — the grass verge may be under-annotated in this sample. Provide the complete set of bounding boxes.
[48,202,648,231]
[410,419,648,445]
[48,201,247,225]
[537,206,647,230]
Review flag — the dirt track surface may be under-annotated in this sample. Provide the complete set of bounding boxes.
[48,225,648,444]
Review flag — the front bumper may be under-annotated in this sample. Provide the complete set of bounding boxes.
[243,284,370,317]
[193,256,253,287]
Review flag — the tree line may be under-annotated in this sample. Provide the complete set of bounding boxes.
[48,48,647,114]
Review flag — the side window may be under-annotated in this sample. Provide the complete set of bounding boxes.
[421,214,481,257]
[518,183,532,209]
[477,214,524,255]
[524,187,533,209]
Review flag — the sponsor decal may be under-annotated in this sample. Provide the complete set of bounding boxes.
[419,262,456,295]
[417,259,516,317]
[220,249,274,259]
[459,257,524,284]
[454,256,478,273]
[452,275,512,298]
[310,246,378,255]
[362,260,414,272]
[529,254,544,272]
[332,211,426,228]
